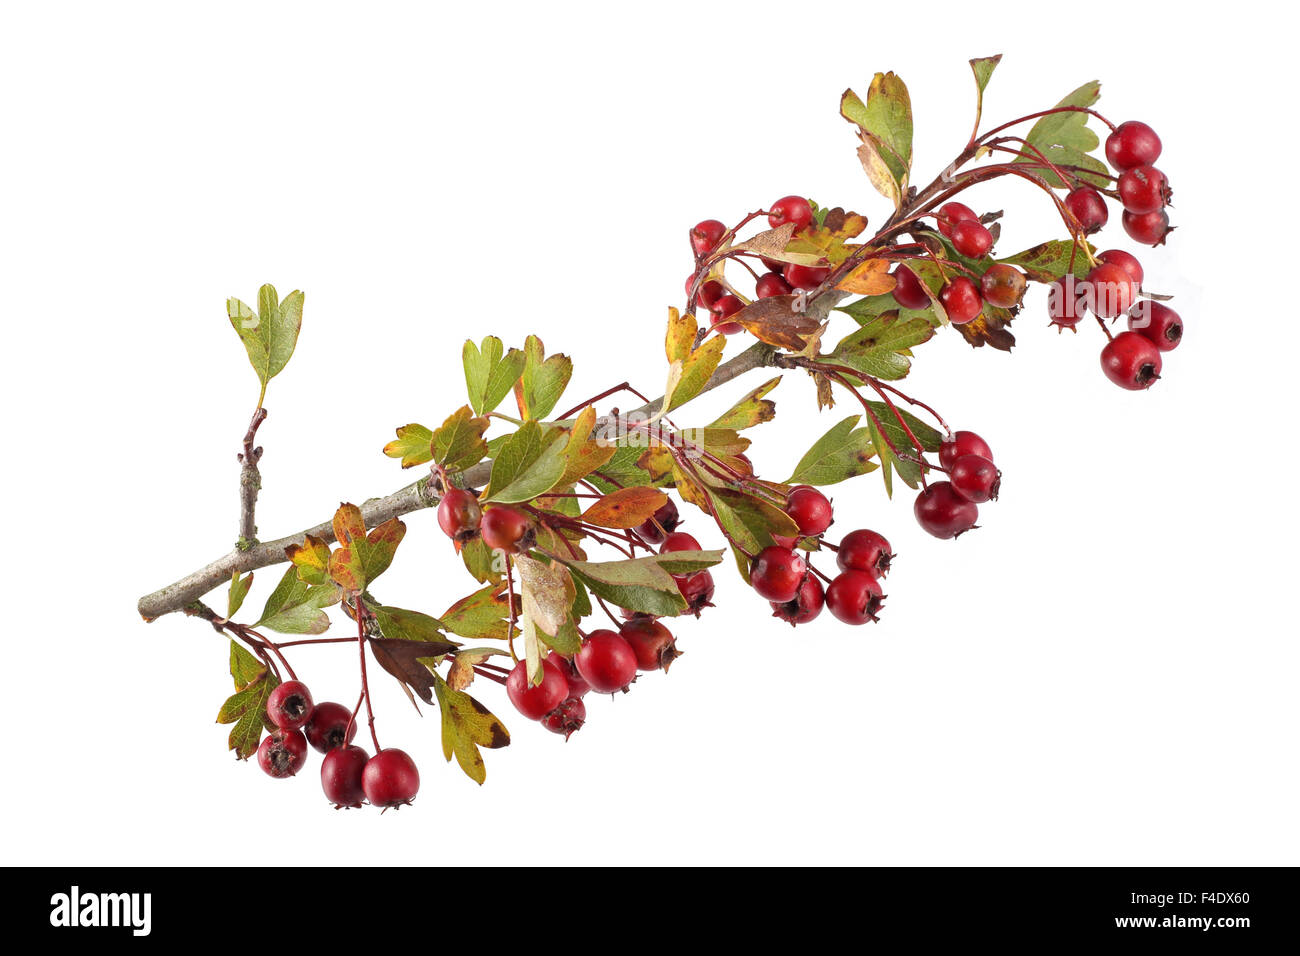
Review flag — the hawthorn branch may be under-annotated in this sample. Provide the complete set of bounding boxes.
[237,407,268,548]
[138,335,815,622]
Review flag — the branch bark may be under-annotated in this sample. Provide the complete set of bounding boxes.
[137,334,816,622]
[237,407,268,547]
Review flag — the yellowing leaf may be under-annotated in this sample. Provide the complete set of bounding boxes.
[665,307,696,364]
[285,534,332,587]
[433,673,510,785]
[580,487,669,529]
[383,423,435,468]
[836,258,896,295]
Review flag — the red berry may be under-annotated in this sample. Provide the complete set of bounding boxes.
[634,498,680,545]
[1086,263,1138,319]
[825,570,884,625]
[937,201,978,237]
[940,277,983,325]
[914,482,979,539]
[619,618,680,672]
[755,271,793,299]
[690,219,727,258]
[507,658,569,720]
[891,266,931,310]
[677,570,715,616]
[1105,121,1162,171]
[1047,274,1087,330]
[267,680,314,731]
[480,505,532,554]
[320,744,368,808]
[575,630,639,694]
[783,262,831,290]
[1100,331,1162,390]
[257,729,308,779]
[759,255,785,273]
[362,749,420,809]
[1117,165,1171,215]
[768,195,814,233]
[771,573,825,626]
[1122,209,1172,246]
[938,430,993,471]
[541,698,586,740]
[1097,249,1144,287]
[1127,301,1182,352]
[980,264,1027,309]
[1064,187,1109,234]
[786,485,833,537]
[951,219,993,258]
[660,531,702,553]
[710,294,746,335]
[749,546,808,603]
[304,701,357,754]
[546,651,590,699]
[949,455,1001,503]
[685,276,724,310]
[835,529,893,577]
[437,487,482,546]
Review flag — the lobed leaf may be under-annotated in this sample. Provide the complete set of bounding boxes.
[433,673,510,785]
[463,336,526,416]
[786,415,879,486]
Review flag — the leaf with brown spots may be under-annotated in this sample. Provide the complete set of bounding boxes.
[433,673,510,785]
[816,207,870,240]
[285,534,332,587]
[328,509,407,593]
[729,295,822,351]
[580,487,669,529]
[665,307,697,364]
[835,257,895,295]
[439,582,511,642]
[369,635,457,705]
[708,376,781,430]
[954,304,1017,351]
[445,646,512,691]
[557,405,617,487]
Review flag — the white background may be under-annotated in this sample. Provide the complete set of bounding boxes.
[2,1,1295,866]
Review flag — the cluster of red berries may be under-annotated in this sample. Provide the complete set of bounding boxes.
[914,430,1000,540]
[255,680,420,810]
[686,196,831,334]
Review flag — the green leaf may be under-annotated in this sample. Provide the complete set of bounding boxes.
[226,285,303,403]
[841,73,913,202]
[229,639,265,690]
[383,423,435,469]
[440,583,511,642]
[327,505,406,593]
[863,401,945,452]
[514,335,572,420]
[557,555,704,617]
[1014,81,1108,188]
[708,491,799,554]
[216,659,280,760]
[708,376,781,431]
[463,337,526,416]
[227,572,253,619]
[664,335,726,413]
[433,673,510,785]
[459,537,503,585]
[998,239,1096,283]
[862,401,944,494]
[431,405,490,474]
[482,420,568,503]
[371,603,450,644]
[254,565,340,635]
[969,54,1002,135]
[827,312,935,380]
[786,415,880,486]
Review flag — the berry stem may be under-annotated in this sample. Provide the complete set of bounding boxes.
[353,595,381,752]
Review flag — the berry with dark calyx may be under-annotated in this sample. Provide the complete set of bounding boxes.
[660,531,702,553]
[783,262,831,290]
[938,430,993,471]
[1105,121,1162,171]
[267,680,314,731]
[506,658,569,720]
[940,277,982,325]
[1064,186,1109,234]
[1127,301,1182,352]
[1122,208,1172,246]
[634,498,680,545]
[768,195,814,233]
[546,651,590,698]
[1100,331,1162,390]
[786,484,833,537]
[575,630,639,694]
[771,573,825,626]
[949,455,1001,503]
[1097,249,1144,287]
[541,698,587,740]
[825,571,885,625]
[362,749,420,809]
[937,201,978,237]
[980,264,1027,309]
[835,529,893,578]
[437,486,482,546]
[710,294,745,335]
[320,745,368,808]
[1047,274,1087,330]
[1117,165,1171,215]
[755,271,793,299]
[677,570,715,615]
[619,618,680,672]
[304,700,358,754]
[951,219,993,258]
[914,482,980,538]
[257,729,308,779]
[749,546,808,603]
[891,265,931,310]
[1086,263,1138,319]
[690,219,727,257]
[480,505,532,554]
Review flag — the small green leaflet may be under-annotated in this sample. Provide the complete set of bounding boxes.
[463,336,526,416]
[1013,80,1108,188]
[514,335,572,420]
[383,423,435,468]
[254,566,340,634]
[664,335,726,413]
[785,415,880,486]
[227,571,253,619]
[969,54,1002,135]
[216,641,280,760]
[432,405,490,473]
[998,239,1096,282]
[370,603,450,644]
[433,673,510,785]
[826,312,935,380]
[841,73,913,206]
[709,490,799,555]
[708,376,781,431]
[482,420,568,503]
[557,554,716,618]
[440,583,511,642]
[226,284,304,405]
